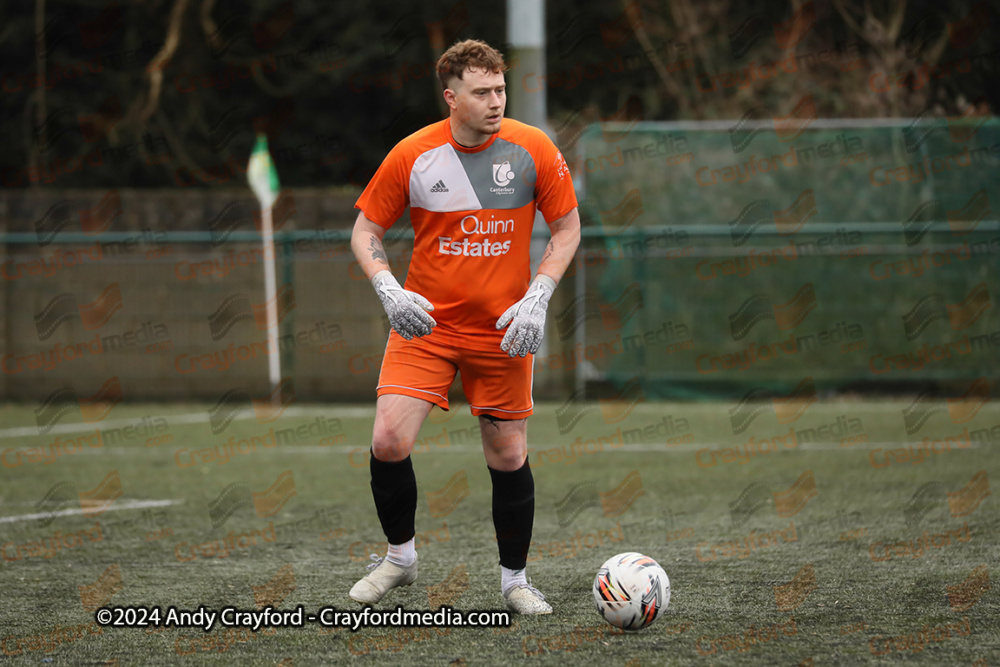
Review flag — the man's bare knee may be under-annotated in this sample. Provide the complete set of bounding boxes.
[372,423,412,462]
[480,416,527,470]
[371,395,433,462]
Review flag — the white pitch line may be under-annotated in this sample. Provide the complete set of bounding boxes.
[0,499,185,525]
[0,406,376,441]
[48,441,983,457]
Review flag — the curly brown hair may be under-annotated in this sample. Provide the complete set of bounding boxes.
[435,39,508,90]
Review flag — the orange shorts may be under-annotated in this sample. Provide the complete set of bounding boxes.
[377,328,534,419]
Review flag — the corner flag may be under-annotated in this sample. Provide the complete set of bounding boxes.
[247,134,282,395]
[248,134,280,208]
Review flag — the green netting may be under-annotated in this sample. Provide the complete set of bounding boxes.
[571,119,1000,398]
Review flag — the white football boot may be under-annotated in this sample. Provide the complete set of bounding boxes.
[503,582,552,615]
[349,553,418,604]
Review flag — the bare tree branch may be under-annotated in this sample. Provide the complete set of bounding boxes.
[625,0,689,115]
[198,0,221,52]
[136,0,191,124]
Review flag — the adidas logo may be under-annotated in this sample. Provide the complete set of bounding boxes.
[430,180,449,193]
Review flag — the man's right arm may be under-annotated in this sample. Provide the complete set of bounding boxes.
[351,212,391,279]
[351,211,436,339]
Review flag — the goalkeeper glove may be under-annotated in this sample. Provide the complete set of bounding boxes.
[371,270,436,340]
[495,275,556,357]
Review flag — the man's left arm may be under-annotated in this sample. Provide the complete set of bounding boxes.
[495,207,581,357]
[536,207,582,284]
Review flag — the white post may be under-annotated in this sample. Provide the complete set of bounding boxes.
[259,203,281,397]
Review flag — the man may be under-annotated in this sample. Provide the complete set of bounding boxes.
[349,39,580,615]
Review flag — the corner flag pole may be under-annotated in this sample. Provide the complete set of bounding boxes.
[247,134,281,399]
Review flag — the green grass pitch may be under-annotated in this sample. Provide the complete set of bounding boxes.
[0,399,997,665]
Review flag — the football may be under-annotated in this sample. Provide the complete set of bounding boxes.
[593,552,670,630]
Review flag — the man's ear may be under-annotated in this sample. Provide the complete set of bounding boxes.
[443,87,457,110]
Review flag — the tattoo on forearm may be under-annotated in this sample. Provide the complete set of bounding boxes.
[369,236,388,264]
[541,240,555,264]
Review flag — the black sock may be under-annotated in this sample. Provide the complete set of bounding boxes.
[369,450,417,545]
[489,458,534,569]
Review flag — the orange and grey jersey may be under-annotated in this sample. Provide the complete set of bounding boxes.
[356,118,577,336]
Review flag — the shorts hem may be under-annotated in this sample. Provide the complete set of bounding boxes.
[376,384,449,411]
[470,405,533,419]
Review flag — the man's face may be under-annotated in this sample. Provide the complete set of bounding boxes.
[447,67,506,137]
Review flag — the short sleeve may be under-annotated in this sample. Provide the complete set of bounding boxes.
[532,137,578,223]
[355,145,411,229]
